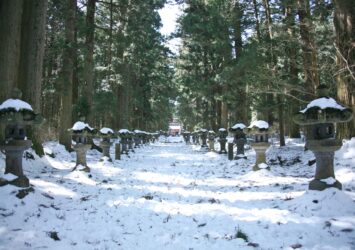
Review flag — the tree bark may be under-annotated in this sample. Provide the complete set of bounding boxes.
[83,0,96,124]
[233,0,248,124]
[59,0,76,151]
[297,0,320,97]
[284,0,301,138]
[252,0,261,42]
[334,0,355,138]
[17,0,48,156]
[18,0,48,113]
[0,0,23,103]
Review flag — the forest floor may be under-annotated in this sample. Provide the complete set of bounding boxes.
[0,136,355,250]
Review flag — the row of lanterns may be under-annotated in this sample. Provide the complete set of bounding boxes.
[0,86,353,191]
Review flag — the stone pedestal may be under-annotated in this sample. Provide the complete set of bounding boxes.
[218,138,227,154]
[73,143,91,172]
[235,138,246,159]
[228,143,234,160]
[134,137,140,148]
[0,140,32,187]
[128,138,134,152]
[251,142,269,171]
[208,140,214,151]
[200,136,208,148]
[121,138,129,155]
[307,139,342,190]
[115,143,121,160]
[100,141,112,161]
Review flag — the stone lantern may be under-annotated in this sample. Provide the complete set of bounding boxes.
[199,129,208,148]
[246,120,270,171]
[127,130,135,152]
[182,131,191,144]
[69,121,96,172]
[293,86,352,191]
[153,132,160,142]
[151,132,159,143]
[118,129,130,154]
[218,128,228,154]
[99,127,114,161]
[143,131,150,144]
[134,130,141,148]
[0,89,42,187]
[191,131,198,144]
[229,123,247,159]
[208,130,216,151]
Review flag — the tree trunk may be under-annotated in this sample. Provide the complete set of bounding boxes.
[252,0,261,42]
[83,0,96,124]
[284,0,301,138]
[0,0,23,103]
[262,0,275,125]
[17,0,48,156]
[278,95,286,146]
[233,0,248,124]
[59,0,76,151]
[72,14,79,122]
[334,0,355,138]
[297,0,320,97]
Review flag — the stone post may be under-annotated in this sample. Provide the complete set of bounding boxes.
[73,143,91,172]
[228,143,234,160]
[100,140,112,161]
[2,140,32,187]
[199,129,208,148]
[115,143,121,160]
[218,128,228,154]
[208,130,215,151]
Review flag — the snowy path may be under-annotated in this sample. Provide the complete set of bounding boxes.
[1,139,355,249]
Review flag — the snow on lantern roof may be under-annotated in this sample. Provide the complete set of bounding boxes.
[299,97,347,113]
[199,129,207,132]
[218,128,226,132]
[134,129,142,133]
[248,120,269,129]
[0,98,33,112]
[231,123,246,130]
[71,121,95,132]
[169,125,181,130]
[118,129,130,134]
[100,127,114,135]
[208,130,215,133]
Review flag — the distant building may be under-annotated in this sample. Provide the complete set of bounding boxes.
[169,119,181,135]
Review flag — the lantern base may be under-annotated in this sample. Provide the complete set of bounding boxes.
[309,179,342,191]
[10,176,30,187]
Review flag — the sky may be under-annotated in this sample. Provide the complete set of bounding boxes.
[158,2,183,54]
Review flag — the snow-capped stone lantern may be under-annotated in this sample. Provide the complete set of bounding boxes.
[118,129,130,155]
[230,123,247,159]
[127,130,135,152]
[218,128,228,154]
[99,127,114,161]
[208,130,215,151]
[293,85,352,191]
[134,130,142,148]
[191,131,198,144]
[199,129,208,148]
[246,120,270,171]
[151,132,158,143]
[182,131,191,144]
[0,89,42,187]
[69,121,96,172]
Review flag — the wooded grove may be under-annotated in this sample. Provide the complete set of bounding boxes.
[0,0,354,151]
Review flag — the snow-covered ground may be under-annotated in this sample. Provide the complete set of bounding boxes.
[0,137,355,250]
